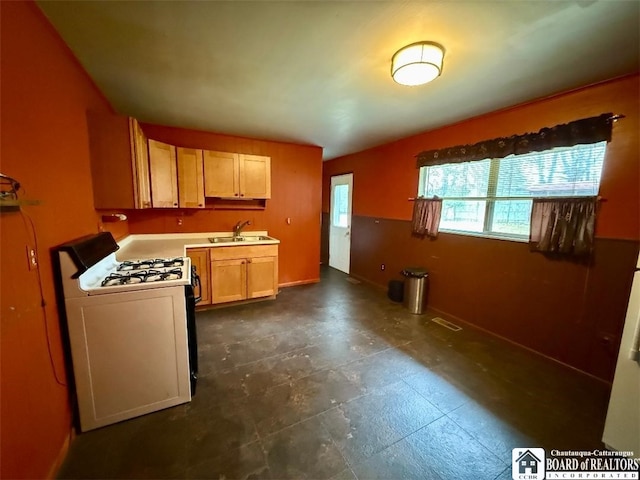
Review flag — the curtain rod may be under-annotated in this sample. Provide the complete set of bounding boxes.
[408,196,605,201]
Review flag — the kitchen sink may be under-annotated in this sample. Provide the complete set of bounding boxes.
[209,237,238,243]
[208,236,273,244]
[243,236,273,241]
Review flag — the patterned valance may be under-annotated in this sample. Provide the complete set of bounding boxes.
[416,113,614,168]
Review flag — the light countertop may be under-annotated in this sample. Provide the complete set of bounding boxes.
[116,232,279,260]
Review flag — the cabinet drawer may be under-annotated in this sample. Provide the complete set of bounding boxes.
[210,245,278,261]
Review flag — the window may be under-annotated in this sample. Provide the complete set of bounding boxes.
[332,184,350,227]
[418,142,606,239]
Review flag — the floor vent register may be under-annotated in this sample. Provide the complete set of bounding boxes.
[431,317,462,332]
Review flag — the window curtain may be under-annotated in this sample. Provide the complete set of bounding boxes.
[416,113,614,168]
[529,197,597,256]
[412,197,442,237]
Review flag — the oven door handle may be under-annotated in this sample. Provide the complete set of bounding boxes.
[191,266,202,304]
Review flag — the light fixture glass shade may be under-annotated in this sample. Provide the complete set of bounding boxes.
[391,42,444,86]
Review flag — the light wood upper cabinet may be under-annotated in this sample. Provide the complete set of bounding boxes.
[87,113,152,209]
[203,151,238,198]
[88,113,271,209]
[203,151,271,199]
[177,148,205,208]
[129,118,152,209]
[240,154,271,199]
[148,140,178,208]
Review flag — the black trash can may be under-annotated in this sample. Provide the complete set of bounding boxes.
[401,268,429,314]
[387,279,404,303]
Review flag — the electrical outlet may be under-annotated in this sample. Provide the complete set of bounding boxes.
[26,246,38,270]
[381,264,385,271]
[177,217,183,226]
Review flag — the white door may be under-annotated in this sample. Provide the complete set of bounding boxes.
[603,253,640,453]
[329,173,353,273]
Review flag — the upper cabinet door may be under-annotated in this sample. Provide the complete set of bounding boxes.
[129,118,152,209]
[203,151,239,198]
[177,147,205,208]
[148,140,178,208]
[87,112,152,209]
[239,154,271,199]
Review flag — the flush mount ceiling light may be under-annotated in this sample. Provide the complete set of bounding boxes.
[391,41,445,86]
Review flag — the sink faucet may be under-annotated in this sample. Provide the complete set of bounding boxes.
[233,220,251,237]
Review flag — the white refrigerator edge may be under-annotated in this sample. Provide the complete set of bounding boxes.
[602,252,640,454]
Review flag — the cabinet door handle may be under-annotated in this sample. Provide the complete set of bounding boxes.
[240,193,244,197]
[247,259,252,263]
[174,203,178,206]
[234,193,239,197]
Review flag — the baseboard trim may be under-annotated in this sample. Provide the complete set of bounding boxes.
[427,306,612,386]
[348,273,386,292]
[348,271,611,386]
[47,427,74,479]
[279,278,320,288]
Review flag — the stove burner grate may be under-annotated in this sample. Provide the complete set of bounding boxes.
[101,268,183,287]
[117,258,185,271]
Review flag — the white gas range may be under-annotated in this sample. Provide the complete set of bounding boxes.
[64,252,192,296]
[55,232,198,432]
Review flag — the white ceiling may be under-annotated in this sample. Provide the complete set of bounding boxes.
[37,1,639,160]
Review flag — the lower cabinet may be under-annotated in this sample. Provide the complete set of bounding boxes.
[211,258,247,304]
[247,256,278,299]
[186,248,211,306]
[209,245,278,305]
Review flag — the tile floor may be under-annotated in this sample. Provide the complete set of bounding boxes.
[58,267,611,479]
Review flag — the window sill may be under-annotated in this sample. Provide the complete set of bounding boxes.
[439,229,529,244]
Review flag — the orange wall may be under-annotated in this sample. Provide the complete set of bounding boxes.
[127,124,323,286]
[0,2,119,478]
[322,74,639,380]
[323,75,640,240]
